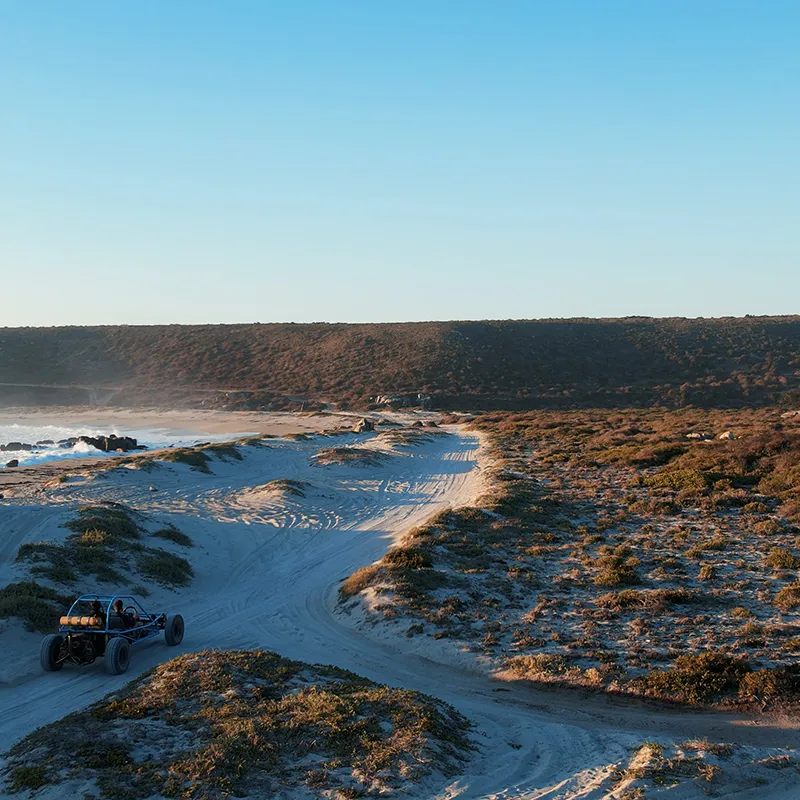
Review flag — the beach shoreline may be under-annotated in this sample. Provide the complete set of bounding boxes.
[0,407,360,437]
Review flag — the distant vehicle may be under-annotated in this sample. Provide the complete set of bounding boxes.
[40,594,184,675]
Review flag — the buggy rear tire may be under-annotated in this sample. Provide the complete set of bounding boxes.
[105,637,131,675]
[164,614,184,646]
[40,634,65,672]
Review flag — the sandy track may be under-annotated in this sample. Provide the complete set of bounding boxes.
[1,430,798,798]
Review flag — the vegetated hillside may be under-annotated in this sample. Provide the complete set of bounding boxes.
[1,317,799,409]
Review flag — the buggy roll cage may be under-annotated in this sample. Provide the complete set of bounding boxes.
[59,594,165,645]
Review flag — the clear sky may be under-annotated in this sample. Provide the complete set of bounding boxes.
[2,1,798,326]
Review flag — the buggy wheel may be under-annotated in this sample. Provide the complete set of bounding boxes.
[164,614,184,646]
[105,637,131,675]
[40,634,65,672]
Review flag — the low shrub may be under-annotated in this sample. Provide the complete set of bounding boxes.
[8,766,49,792]
[507,653,569,677]
[65,504,140,539]
[262,479,308,497]
[775,583,800,611]
[339,565,382,599]
[644,469,721,493]
[391,566,449,599]
[631,651,750,704]
[596,588,698,613]
[593,553,640,587]
[312,447,385,467]
[0,581,72,633]
[738,667,800,707]
[152,527,193,547]
[137,549,194,587]
[698,564,716,581]
[17,506,195,590]
[765,547,799,570]
[201,442,243,461]
[158,448,212,473]
[383,547,432,569]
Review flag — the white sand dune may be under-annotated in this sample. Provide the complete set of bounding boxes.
[1,428,798,798]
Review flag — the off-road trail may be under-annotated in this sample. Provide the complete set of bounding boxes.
[1,429,798,798]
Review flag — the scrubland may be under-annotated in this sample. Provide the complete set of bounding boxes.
[341,407,800,711]
[1,317,799,409]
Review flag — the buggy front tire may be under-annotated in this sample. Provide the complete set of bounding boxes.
[105,637,131,675]
[40,634,65,672]
[164,614,184,646]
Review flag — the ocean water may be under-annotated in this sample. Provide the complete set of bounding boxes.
[0,423,252,468]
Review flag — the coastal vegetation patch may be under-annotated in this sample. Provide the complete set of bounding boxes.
[340,407,800,711]
[14,504,194,599]
[312,447,386,468]
[2,649,473,799]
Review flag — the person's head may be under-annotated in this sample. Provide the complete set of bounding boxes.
[89,600,101,615]
[112,599,123,613]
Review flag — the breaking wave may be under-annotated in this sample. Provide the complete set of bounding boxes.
[0,423,250,468]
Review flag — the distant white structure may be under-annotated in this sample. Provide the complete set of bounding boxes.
[374,393,432,408]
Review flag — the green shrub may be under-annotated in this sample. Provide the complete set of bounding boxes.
[383,547,432,569]
[775,583,800,611]
[507,653,569,676]
[644,469,721,493]
[592,553,640,587]
[201,443,243,461]
[8,765,49,792]
[262,479,308,497]
[65,504,140,539]
[765,547,799,570]
[159,448,212,473]
[738,667,800,707]
[0,581,72,633]
[698,564,716,581]
[390,566,449,599]
[137,549,194,587]
[152,527,193,547]
[631,651,750,704]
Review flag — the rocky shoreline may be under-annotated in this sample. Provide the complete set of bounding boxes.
[2,434,145,467]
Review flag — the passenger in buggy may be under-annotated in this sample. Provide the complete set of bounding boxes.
[89,599,106,625]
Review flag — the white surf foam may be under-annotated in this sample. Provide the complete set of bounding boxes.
[0,422,255,468]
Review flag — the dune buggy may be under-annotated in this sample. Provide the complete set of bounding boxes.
[40,594,184,675]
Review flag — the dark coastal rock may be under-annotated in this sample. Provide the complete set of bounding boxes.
[353,418,374,433]
[1,442,33,452]
[77,434,140,453]
[5,459,19,468]
[36,439,55,446]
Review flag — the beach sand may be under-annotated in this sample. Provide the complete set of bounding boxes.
[1,420,797,798]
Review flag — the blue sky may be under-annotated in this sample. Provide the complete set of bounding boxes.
[2,2,798,325]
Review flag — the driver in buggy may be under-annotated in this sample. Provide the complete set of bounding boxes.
[111,598,137,629]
